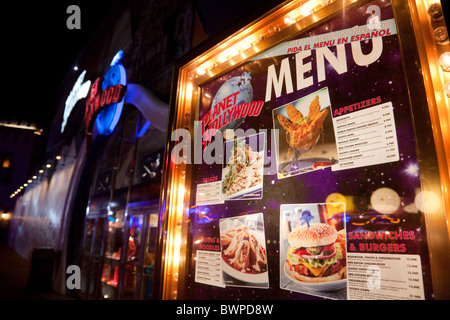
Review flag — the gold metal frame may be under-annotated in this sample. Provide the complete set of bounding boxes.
[403,0,450,299]
[160,0,450,300]
[160,0,357,300]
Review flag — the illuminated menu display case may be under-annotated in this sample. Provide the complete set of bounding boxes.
[158,0,450,300]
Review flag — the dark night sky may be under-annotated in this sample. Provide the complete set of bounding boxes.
[3,1,115,129]
[3,1,448,130]
[2,0,275,131]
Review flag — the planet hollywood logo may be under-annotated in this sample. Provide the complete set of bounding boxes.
[171,15,393,171]
[85,51,127,137]
[171,72,278,175]
[200,72,264,150]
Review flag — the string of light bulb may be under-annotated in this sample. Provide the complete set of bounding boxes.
[9,154,63,199]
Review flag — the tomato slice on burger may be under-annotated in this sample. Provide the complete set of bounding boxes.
[292,248,308,256]
[322,243,335,256]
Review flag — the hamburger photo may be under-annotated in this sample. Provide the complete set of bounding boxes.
[286,223,346,283]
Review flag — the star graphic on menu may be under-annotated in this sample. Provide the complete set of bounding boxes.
[238,71,252,87]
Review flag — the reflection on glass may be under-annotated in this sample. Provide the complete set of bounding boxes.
[142,214,158,299]
[101,211,124,299]
[80,219,96,297]
[127,215,143,260]
[95,171,112,195]
[83,219,95,255]
[92,218,106,255]
[105,211,124,260]
[122,215,144,299]
[141,151,163,183]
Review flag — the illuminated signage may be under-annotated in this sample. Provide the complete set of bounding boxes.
[61,70,91,133]
[85,50,127,136]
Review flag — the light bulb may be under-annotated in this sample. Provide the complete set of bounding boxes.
[444,81,450,98]
[439,52,450,72]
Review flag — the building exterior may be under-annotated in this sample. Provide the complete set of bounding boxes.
[0,122,44,241]
[9,0,198,299]
[7,0,450,300]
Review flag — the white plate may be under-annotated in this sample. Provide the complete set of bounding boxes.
[225,183,263,200]
[221,258,268,284]
[284,262,347,291]
[222,153,264,200]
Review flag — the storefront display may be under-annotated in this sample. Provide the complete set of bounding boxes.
[100,210,124,298]
[56,31,173,300]
[162,0,450,300]
[7,0,449,301]
[79,103,165,300]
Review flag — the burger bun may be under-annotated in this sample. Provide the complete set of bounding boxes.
[288,223,337,248]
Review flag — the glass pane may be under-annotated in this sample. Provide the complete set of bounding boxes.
[122,264,138,298]
[93,121,122,196]
[115,107,139,190]
[126,215,144,261]
[94,170,113,195]
[88,262,100,298]
[80,258,90,295]
[92,218,106,256]
[101,262,120,287]
[101,210,124,299]
[100,263,120,299]
[83,219,95,255]
[122,215,144,299]
[104,210,124,260]
[141,213,159,299]
[133,123,166,186]
[80,218,96,296]
[140,150,163,185]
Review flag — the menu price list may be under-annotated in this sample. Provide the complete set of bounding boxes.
[333,102,399,171]
[194,250,225,288]
[347,253,425,300]
[196,181,224,206]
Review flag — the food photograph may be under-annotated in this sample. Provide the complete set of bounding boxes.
[220,213,269,288]
[272,88,338,178]
[222,133,265,200]
[280,203,347,299]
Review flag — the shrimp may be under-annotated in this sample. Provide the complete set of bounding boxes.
[307,108,329,133]
[276,95,329,153]
[308,96,320,119]
[277,114,296,132]
[286,104,304,125]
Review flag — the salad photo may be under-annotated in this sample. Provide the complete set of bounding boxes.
[222,133,265,200]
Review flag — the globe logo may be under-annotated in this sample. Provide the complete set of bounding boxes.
[211,72,253,131]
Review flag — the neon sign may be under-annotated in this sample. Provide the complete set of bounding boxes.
[85,50,127,136]
[62,70,91,133]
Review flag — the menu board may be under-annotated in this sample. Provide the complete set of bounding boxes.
[185,0,433,300]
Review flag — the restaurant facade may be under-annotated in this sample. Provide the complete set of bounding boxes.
[8,0,450,300]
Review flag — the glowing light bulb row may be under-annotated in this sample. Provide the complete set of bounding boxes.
[9,155,62,198]
[194,0,336,78]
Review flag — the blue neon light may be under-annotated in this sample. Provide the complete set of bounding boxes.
[95,50,127,135]
[136,120,151,138]
[110,50,124,67]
